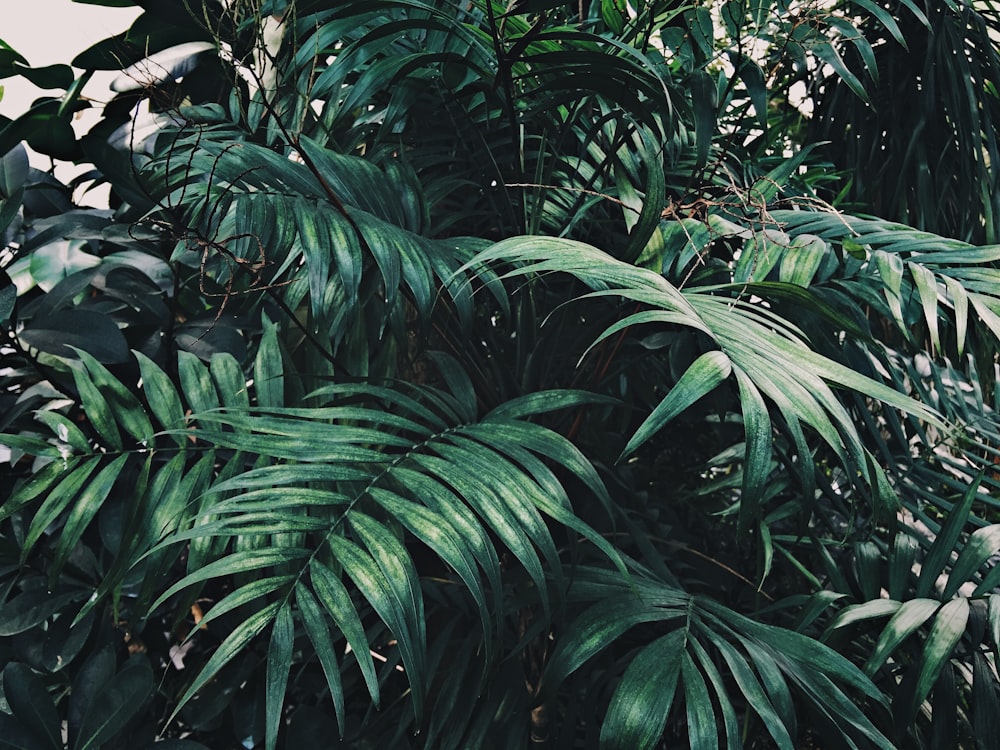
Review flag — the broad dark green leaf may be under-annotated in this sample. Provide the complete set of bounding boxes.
[3,663,61,750]
[20,310,128,364]
[0,715,42,750]
[0,589,85,636]
[75,657,154,750]
[15,63,74,90]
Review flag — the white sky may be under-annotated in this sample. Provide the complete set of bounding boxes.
[1,0,141,120]
[1,1,142,202]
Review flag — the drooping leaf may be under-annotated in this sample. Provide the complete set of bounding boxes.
[950,524,1000,597]
[734,366,772,532]
[542,595,686,694]
[264,603,294,750]
[309,560,380,706]
[326,531,426,716]
[135,351,187,443]
[681,652,719,750]
[917,476,982,597]
[909,598,970,722]
[75,349,154,444]
[621,350,732,459]
[295,582,347,736]
[864,598,942,676]
[600,630,685,750]
[169,602,283,724]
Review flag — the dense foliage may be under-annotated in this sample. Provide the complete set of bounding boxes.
[3,0,1000,747]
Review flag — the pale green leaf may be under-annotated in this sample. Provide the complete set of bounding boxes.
[910,598,969,720]
[950,524,1000,598]
[826,599,902,635]
[864,598,942,675]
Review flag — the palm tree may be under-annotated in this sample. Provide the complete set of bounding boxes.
[2,1,1000,748]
